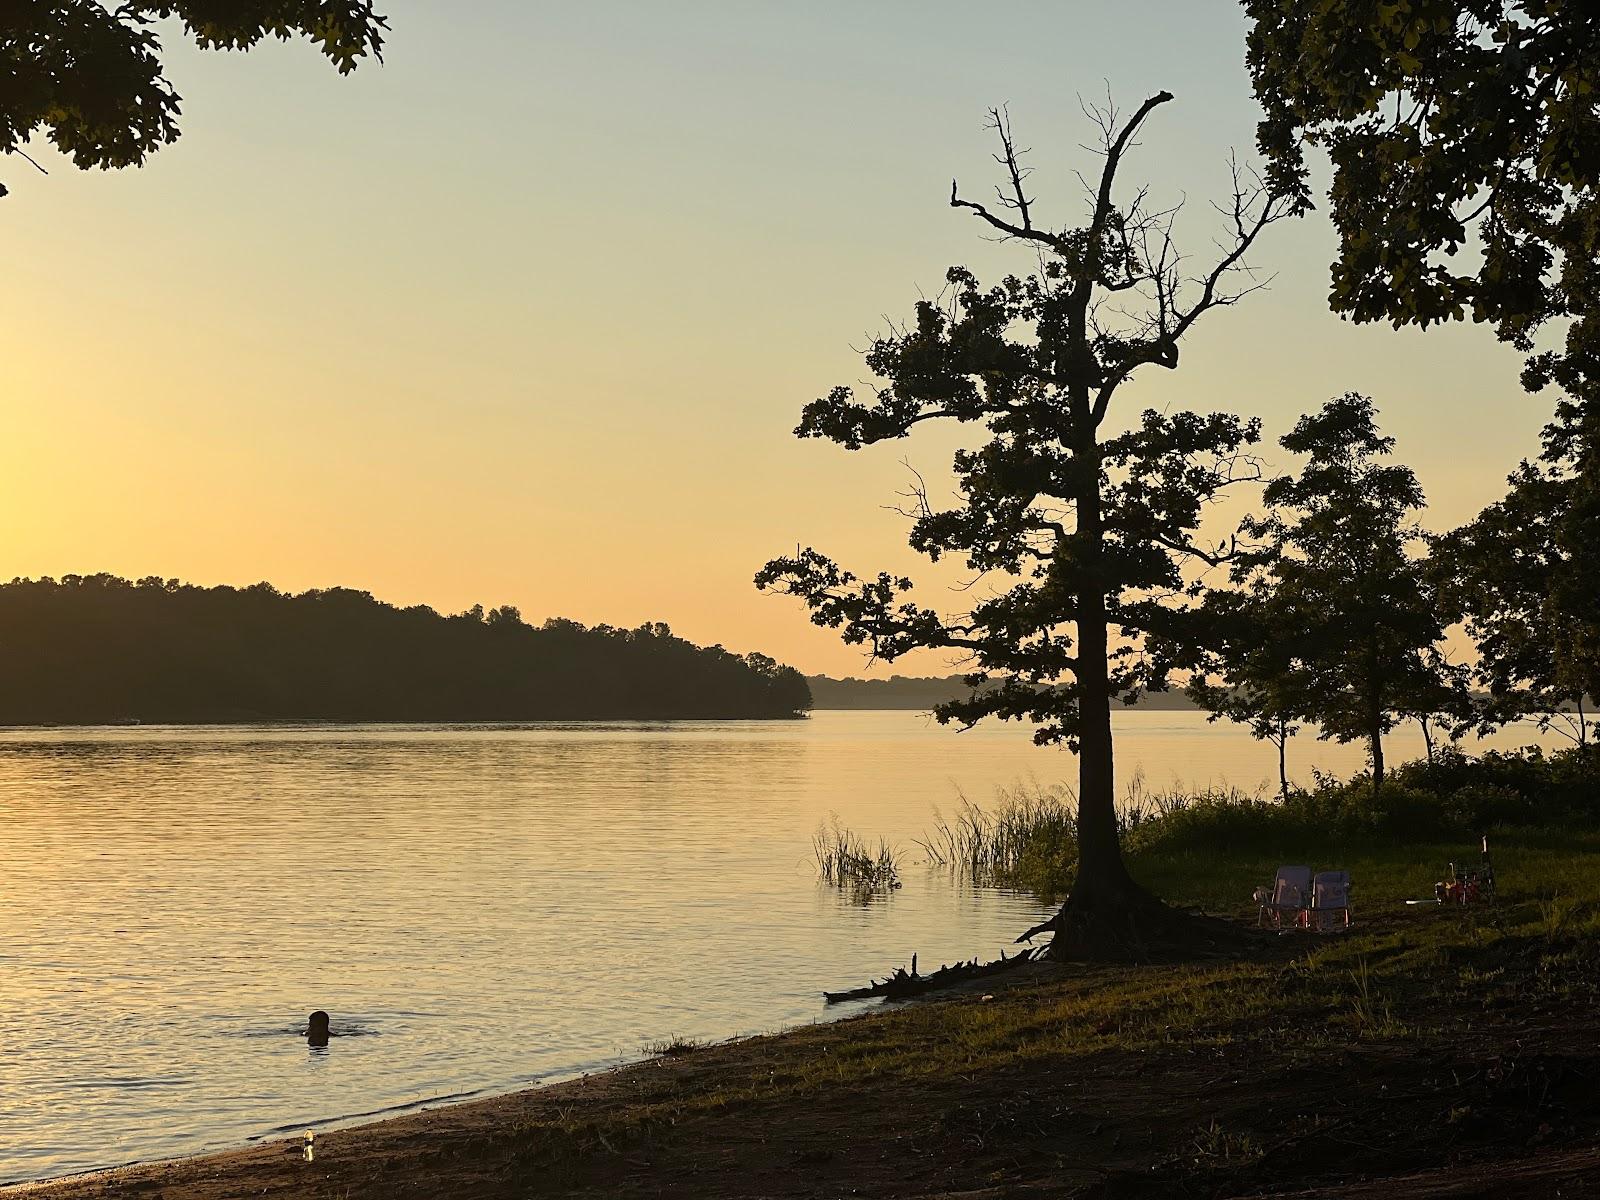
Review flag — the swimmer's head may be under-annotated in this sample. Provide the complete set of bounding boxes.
[307,1010,330,1044]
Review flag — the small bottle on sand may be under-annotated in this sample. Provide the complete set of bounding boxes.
[303,1129,315,1162]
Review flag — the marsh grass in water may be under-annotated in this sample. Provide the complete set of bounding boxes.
[916,780,1078,894]
[916,772,1264,898]
[813,816,901,891]
[642,1036,707,1058]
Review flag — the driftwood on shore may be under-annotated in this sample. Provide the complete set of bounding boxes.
[823,946,1042,1003]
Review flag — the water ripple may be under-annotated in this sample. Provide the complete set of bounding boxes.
[0,709,1520,1182]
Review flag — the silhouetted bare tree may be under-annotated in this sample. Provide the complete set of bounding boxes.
[758,95,1295,958]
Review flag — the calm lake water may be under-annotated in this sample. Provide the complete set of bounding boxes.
[0,709,1557,1183]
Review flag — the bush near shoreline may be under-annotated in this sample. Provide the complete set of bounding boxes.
[908,743,1600,905]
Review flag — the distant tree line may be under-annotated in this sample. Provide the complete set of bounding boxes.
[0,575,811,724]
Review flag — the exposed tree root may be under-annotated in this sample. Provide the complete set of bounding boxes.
[830,887,1262,1006]
[1020,881,1262,963]
[823,947,1042,1003]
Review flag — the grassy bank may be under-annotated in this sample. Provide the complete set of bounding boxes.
[21,751,1600,1198]
[921,743,1600,903]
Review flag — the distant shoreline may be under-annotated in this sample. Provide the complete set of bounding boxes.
[0,703,1204,732]
[0,712,815,731]
[805,674,1199,711]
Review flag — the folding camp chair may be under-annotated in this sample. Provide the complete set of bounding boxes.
[1307,869,1352,931]
[1258,865,1311,929]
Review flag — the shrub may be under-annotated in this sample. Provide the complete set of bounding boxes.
[1123,786,1298,854]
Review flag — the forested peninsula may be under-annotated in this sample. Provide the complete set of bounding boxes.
[0,576,812,724]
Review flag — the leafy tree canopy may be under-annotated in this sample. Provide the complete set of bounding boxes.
[1181,583,1305,798]
[1435,397,1599,742]
[1,1,387,196]
[1231,393,1463,789]
[1245,1,1600,400]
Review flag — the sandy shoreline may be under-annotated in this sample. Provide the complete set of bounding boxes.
[10,931,1600,1199]
[2,1056,664,1198]
[1,1028,784,1197]
[1,966,1037,1200]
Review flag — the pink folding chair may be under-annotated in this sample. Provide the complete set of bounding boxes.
[1258,865,1311,929]
[1307,869,1352,931]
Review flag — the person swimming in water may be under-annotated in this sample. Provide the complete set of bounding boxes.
[307,1010,330,1047]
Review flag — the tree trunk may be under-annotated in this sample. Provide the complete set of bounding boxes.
[1035,301,1253,961]
[1063,399,1135,908]
[1071,593,1134,898]
[1039,388,1213,962]
[1420,714,1435,764]
[1367,641,1385,797]
[1038,380,1146,959]
[1277,718,1289,801]
[1040,642,1248,960]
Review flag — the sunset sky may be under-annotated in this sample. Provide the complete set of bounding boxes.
[3,1,1538,676]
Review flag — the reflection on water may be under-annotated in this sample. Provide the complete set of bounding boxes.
[0,710,1555,1182]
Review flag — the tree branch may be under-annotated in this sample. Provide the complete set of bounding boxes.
[1080,91,1175,300]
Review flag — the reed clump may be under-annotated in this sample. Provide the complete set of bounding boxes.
[642,1035,706,1058]
[813,816,901,890]
[916,772,1269,898]
[917,780,1079,896]
[1119,771,1270,845]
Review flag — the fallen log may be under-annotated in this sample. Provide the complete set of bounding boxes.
[823,946,1040,1004]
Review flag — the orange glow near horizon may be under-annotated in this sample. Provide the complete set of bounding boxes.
[2,2,1534,676]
